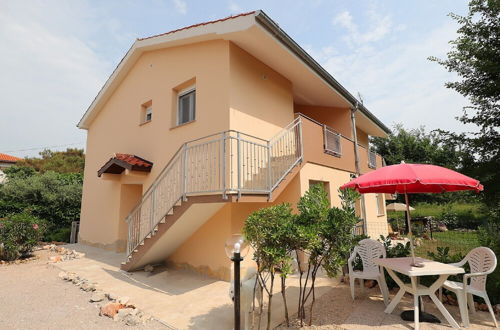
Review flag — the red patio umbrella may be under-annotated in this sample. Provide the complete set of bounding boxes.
[341,162,483,267]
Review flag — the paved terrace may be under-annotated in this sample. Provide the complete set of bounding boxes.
[55,244,497,329]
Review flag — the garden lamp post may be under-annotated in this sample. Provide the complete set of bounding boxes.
[225,234,248,330]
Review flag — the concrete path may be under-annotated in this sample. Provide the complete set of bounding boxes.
[54,244,338,330]
[0,250,165,330]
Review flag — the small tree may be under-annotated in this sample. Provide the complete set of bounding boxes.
[295,185,360,326]
[243,203,297,329]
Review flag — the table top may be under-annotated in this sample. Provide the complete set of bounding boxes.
[375,257,465,277]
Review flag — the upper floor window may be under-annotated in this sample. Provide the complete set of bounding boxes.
[140,100,152,125]
[145,106,152,122]
[177,88,196,125]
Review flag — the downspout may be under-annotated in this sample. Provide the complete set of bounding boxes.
[350,103,368,235]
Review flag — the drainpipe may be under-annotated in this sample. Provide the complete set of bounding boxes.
[350,103,368,235]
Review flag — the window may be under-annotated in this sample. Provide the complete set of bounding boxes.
[177,88,195,125]
[145,106,152,122]
[140,100,152,125]
[376,193,385,216]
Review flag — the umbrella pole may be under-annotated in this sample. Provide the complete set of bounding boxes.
[405,193,422,267]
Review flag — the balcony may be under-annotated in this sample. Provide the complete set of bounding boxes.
[298,113,382,174]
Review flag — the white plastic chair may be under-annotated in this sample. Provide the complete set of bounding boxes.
[348,238,389,305]
[439,247,498,328]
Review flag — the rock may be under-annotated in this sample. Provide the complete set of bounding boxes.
[100,302,125,318]
[42,244,52,250]
[55,246,66,254]
[66,272,77,281]
[446,294,457,306]
[81,281,96,292]
[49,256,62,263]
[58,271,68,280]
[90,291,106,302]
[117,296,130,305]
[71,276,81,284]
[124,314,142,326]
[479,303,488,311]
[74,252,85,259]
[364,280,377,288]
[107,292,119,301]
[144,264,154,272]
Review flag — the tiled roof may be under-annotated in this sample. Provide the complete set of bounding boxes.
[115,153,153,168]
[0,153,22,163]
[98,153,153,177]
[137,11,256,41]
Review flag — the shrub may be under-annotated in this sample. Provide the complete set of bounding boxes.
[0,213,45,261]
[0,171,82,238]
[478,207,500,305]
[379,235,411,289]
[44,227,71,243]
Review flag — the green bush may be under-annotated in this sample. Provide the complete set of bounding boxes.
[0,213,45,261]
[379,235,411,289]
[44,227,71,243]
[478,208,500,305]
[0,170,82,238]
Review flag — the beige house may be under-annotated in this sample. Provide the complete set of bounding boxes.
[77,11,390,280]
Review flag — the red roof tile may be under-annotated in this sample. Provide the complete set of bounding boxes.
[97,153,153,177]
[115,153,153,168]
[137,11,256,41]
[0,153,22,163]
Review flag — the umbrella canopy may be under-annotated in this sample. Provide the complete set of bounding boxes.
[386,202,415,212]
[341,162,482,267]
[341,162,483,194]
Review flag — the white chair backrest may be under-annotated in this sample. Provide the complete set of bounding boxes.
[356,239,386,273]
[466,247,497,291]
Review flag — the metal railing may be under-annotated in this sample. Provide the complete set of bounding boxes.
[324,126,342,156]
[125,117,303,257]
[368,149,377,169]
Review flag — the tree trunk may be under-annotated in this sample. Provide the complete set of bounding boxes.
[266,274,274,330]
[281,276,289,327]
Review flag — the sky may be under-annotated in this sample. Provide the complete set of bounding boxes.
[0,0,473,157]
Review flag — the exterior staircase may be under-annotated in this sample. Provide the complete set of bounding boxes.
[121,117,303,271]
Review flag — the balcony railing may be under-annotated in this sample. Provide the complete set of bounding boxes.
[324,126,342,156]
[368,149,377,169]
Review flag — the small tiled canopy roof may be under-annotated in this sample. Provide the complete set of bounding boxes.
[97,153,153,177]
[0,153,22,163]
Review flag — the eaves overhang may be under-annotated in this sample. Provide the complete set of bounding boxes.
[254,10,390,135]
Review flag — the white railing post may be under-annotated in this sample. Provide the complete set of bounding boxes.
[237,132,241,199]
[222,132,227,199]
[182,144,188,201]
[267,140,272,199]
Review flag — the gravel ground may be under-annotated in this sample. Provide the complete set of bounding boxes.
[0,250,168,330]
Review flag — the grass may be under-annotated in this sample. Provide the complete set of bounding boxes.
[388,202,483,219]
[388,202,487,229]
[413,231,480,257]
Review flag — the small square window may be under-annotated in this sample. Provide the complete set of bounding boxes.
[177,89,195,125]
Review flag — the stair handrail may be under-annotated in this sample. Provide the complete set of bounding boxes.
[124,118,304,258]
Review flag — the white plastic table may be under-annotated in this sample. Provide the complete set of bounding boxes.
[375,257,465,330]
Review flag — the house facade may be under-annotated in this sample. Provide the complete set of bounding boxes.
[77,11,391,280]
